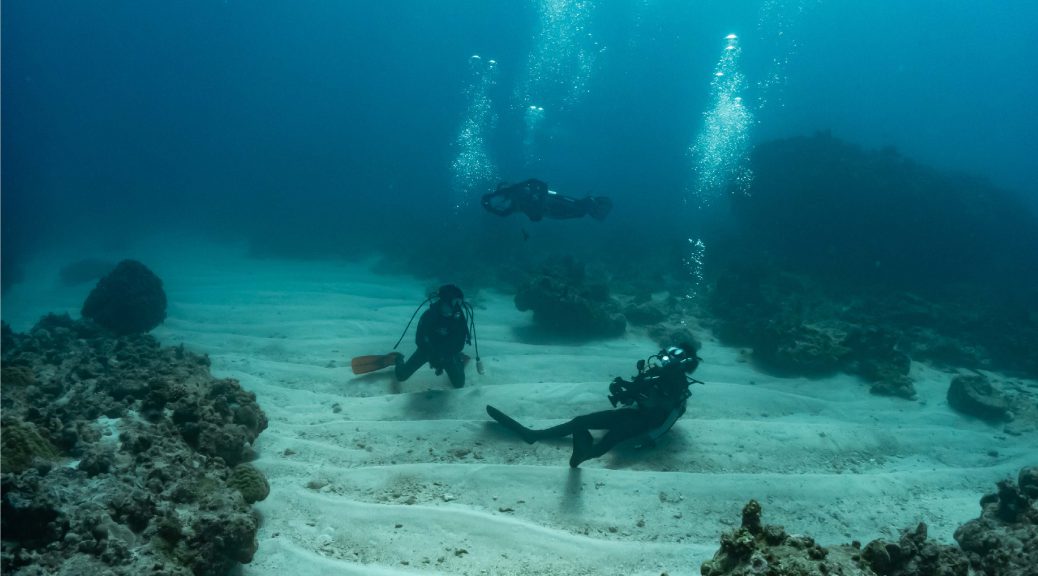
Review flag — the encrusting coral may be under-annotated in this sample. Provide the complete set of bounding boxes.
[229,464,271,504]
[0,418,60,474]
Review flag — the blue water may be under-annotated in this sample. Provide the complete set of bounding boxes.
[3,1,1037,283]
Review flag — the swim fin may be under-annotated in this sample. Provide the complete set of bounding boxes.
[587,196,612,221]
[486,405,538,444]
[569,428,594,468]
[351,353,402,375]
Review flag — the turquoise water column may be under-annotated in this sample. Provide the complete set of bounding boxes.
[684,34,755,300]
[514,0,600,169]
[522,104,546,168]
[450,54,499,215]
[688,33,754,208]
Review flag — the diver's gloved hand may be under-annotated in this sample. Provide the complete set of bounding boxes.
[609,377,624,396]
[608,377,626,407]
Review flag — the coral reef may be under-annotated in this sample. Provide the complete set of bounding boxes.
[707,267,915,397]
[1,312,268,576]
[700,469,1038,576]
[954,467,1038,576]
[80,259,167,335]
[514,256,627,339]
[840,328,914,398]
[860,523,969,576]
[705,257,1038,399]
[703,133,1038,387]
[623,300,668,326]
[700,500,876,576]
[755,319,849,378]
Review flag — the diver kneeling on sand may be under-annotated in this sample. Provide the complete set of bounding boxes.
[351,284,482,388]
[486,344,701,467]
[481,178,612,222]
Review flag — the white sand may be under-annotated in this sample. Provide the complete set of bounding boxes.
[3,237,1035,576]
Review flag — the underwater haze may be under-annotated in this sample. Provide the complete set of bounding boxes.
[4,3,1038,576]
[3,0,1037,281]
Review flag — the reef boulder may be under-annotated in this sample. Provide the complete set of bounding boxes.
[81,259,167,335]
[947,374,1012,422]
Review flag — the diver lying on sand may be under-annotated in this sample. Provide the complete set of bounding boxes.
[481,178,612,222]
[486,344,701,467]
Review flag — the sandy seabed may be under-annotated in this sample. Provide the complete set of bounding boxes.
[3,237,1034,576]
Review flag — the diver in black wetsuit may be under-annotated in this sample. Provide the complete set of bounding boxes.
[481,178,612,222]
[391,284,479,388]
[486,344,701,468]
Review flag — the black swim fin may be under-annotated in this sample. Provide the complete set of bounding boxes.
[486,405,538,444]
[569,428,594,468]
[587,196,612,221]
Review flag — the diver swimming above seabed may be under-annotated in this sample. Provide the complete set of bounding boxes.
[481,178,612,222]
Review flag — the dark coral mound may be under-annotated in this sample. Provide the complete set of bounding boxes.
[700,469,1038,576]
[81,259,167,335]
[1,314,268,576]
[514,256,627,339]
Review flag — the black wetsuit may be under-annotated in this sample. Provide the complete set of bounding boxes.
[489,362,692,467]
[481,179,612,222]
[395,303,469,388]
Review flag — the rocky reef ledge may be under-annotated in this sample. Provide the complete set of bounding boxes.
[1,314,269,576]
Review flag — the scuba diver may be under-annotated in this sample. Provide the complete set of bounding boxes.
[350,284,482,388]
[481,178,613,222]
[486,344,702,468]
